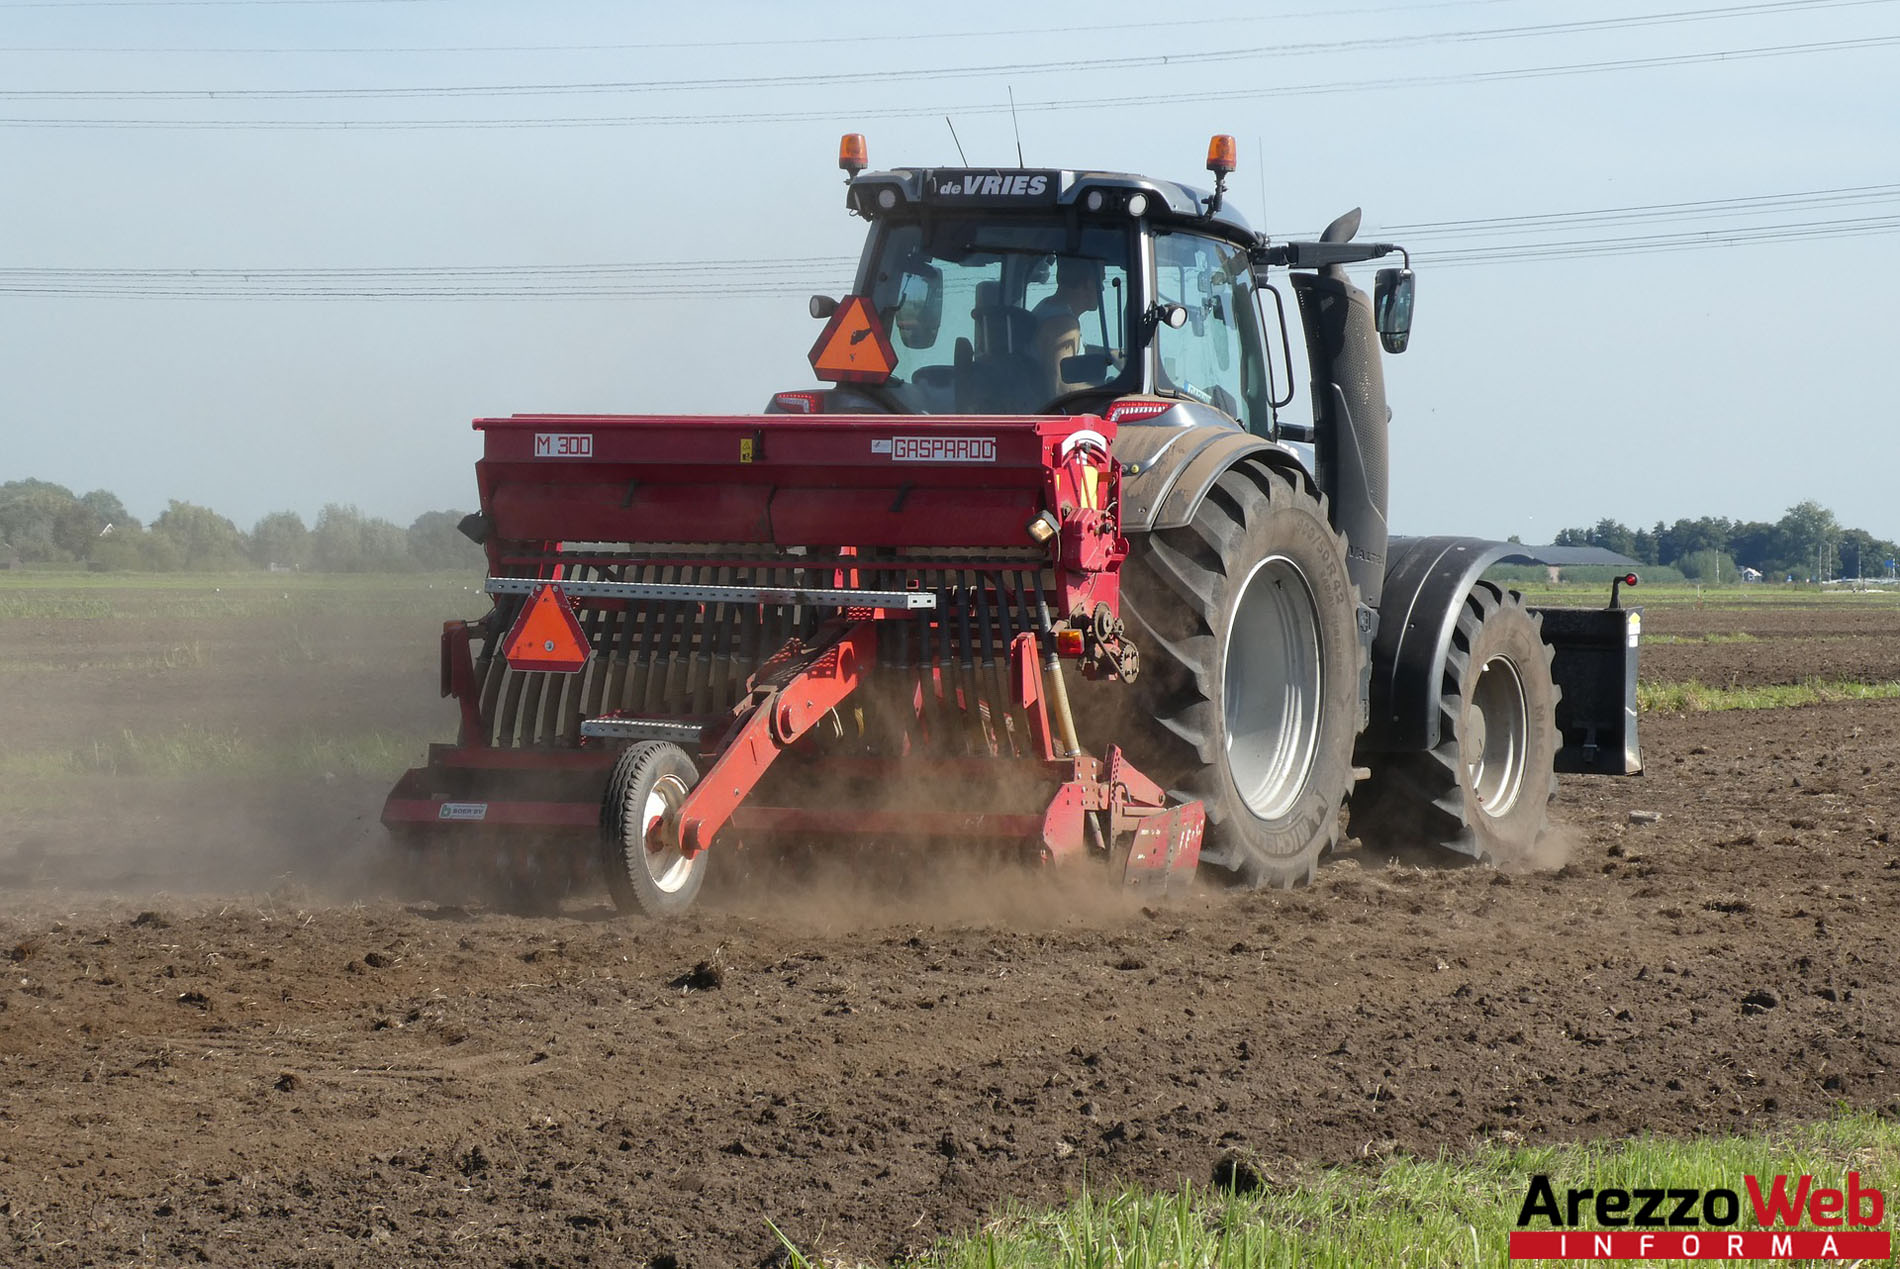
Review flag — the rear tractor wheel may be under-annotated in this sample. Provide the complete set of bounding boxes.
[599,741,707,917]
[1350,582,1560,865]
[1117,465,1366,888]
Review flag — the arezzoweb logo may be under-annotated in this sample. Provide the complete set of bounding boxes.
[1508,1171,1891,1260]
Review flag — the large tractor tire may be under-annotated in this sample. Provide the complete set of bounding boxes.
[1350,582,1560,864]
[1118,464,1365,888]
[600,741,707,917]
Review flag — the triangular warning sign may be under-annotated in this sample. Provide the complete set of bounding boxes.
[808,295,897,384]
[502,583,590,674]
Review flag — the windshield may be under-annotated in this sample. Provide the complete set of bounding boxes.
[864,218,1135,414]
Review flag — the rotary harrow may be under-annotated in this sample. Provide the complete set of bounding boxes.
[383,411,1203,912]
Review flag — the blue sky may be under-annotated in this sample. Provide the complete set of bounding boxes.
[2,0,1895,540]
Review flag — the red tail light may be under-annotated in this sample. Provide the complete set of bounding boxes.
[772,391,825,414]
[1106,400,1172,424]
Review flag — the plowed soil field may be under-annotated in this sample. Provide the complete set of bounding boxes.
[2,584,1896,1267]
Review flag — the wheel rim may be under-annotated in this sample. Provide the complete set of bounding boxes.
[1223,554,1324,821]
[1465,655,1528,818]
[640,773,697,894]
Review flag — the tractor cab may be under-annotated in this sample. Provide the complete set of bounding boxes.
[786,136,1308,442]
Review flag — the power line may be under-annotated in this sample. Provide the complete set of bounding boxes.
[1371,183,1900,237]
[1422,213,1900,266]
[7,199,1898,298]
[5,33,1890,129]
[0,0,1530,53]
[4,0,1886,100]
[0,0,436,7]
[12,183,1892,293]
[0,256,858,277]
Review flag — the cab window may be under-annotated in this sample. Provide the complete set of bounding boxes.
[1153,231,1271,432]
[866,219,1134,414]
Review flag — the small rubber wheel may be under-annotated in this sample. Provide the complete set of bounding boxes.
[599,741,706,917]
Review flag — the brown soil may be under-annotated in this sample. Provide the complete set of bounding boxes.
[2,596,1897,1267]
[1638,600,1900,688]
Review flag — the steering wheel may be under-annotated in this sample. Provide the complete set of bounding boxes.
[1039,388,1122,416]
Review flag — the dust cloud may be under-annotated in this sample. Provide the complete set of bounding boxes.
[1519,816,1578,873]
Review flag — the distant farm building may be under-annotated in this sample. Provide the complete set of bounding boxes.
[1495,544,1641,583]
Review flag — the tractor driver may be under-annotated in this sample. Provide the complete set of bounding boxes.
[1033,256,1105,401]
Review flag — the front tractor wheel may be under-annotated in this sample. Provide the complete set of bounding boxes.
[1117,465,1365,888]
[600,741,707,917]
[1350,583,1560,865]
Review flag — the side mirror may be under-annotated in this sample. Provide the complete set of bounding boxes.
[1373,268,1415,354]
[1156,303,1189,330]
[809,295,838,319]
[893,262,942,349]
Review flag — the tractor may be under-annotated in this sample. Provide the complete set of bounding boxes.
[382,134,1641,913]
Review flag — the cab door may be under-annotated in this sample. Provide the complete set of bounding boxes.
[1151,230,1277,434]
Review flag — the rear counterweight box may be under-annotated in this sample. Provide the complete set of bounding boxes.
[1532,606,1643,775]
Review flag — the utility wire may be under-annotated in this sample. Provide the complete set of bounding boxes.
[8,203,1899,298]
[1371,183,1900,236]
[5,34,1891,129]
[0,0,436,7]
[6,184,1892,272]
[7,185,1893,277]
[1421,213,1900,264]
[4,0,1887,100]
[0,0,1530,53]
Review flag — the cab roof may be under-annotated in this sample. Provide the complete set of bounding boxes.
[847,166,1258,243]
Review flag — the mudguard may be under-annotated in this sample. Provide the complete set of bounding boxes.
[1111,405,1305,534]
[1362,535,1510,753]
[1363,535,1642,773]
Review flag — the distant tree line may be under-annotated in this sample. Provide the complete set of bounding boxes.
[1554,501,1897,582]
[0,479,483,572]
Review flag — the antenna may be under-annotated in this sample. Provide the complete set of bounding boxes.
[1256,137,1267,221]
[1008,87,1024,166]
[945,116,969,166]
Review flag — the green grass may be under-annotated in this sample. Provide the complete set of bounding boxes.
[1638,678,1900,712]
[0,725,426,787]
[1642,632,1760,646]
[0,570,482,620]
[0,726,433,814]
[1512,582,1900,610]
[766,1115,1899,1268]
[0,641,212,672]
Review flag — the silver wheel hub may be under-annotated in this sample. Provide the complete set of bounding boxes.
[640,773,697,894]
[1222,555,1324,822]
[1465,655,1528,816]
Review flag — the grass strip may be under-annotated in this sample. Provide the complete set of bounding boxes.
[0,572,482,620]
[1638,678,1900,712]
[1642,632,1761,645]
[0,726,428,784]
[0,642,213,672]
[772,1114,1898,1268]
[1513,584,1900,610]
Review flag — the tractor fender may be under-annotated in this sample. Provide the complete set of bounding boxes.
[1360,534,1517,753]
[1112,408,1307,534]
[1115,417,1374,732]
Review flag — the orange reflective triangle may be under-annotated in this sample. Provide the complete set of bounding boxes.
[808,296,897,384]
[502,583,590,674]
